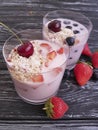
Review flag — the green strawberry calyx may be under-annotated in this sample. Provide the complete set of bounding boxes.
[77,61,93,69]
[43,98,54,118]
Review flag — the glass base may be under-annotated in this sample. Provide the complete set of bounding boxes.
[17,91,58,105]
[66,63,76,70]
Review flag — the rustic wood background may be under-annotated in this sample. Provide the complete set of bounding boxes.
[0,0,98,129]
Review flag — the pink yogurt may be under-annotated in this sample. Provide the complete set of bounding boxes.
[43,18,89,70]
[6,40,69,104]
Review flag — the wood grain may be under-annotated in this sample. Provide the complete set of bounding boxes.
[0,0,98,129]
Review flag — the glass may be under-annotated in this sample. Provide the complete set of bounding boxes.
[2,29,69,105]
[43,10,93,70]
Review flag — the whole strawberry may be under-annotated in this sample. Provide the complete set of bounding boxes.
[92,51,98,68]
[43,96,69,119]
[74,62,93,86]
[82,43,92,57]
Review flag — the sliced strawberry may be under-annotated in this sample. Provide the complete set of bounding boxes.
[47,50,57,60]
[57,47,64,54]
[74,62,93,86]
[53,67,62,74]
[40,43,52,51]
[92,51,98,68]
[82,43,92,57]
[32,74,44,82]
[7,57,12,62]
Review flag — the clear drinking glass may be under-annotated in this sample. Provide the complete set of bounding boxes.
[43,10,93,70]
[2,29,69,105]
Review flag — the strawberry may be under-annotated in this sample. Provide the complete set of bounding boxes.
[92,51,98,68]
[47,50,57,60]
[32,74,44,82]
[82,43,92,57]
[43,96,69,119]
[53,67,62,74]
[40,43,52,51]
[74,62,93,86]
[57,47,64,54]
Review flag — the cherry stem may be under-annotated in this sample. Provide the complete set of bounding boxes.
[0,22,23,44]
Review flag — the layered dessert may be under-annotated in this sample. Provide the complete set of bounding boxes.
[43,18,89,69]
[6,40,68,104]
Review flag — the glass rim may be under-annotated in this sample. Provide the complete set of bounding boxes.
[43,9,93,33]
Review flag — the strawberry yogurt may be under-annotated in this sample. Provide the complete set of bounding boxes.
[43,11,92,70]
[3,39,69,104]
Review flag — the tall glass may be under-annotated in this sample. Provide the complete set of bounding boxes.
[2,29,69,104]
[43,10,93,70]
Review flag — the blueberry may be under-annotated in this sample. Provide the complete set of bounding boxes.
[74,50,78,53]
[66,26,72,29]
[63,69,71,79]
[69,57,72,59]
[73,30,80,34]
[79,55,92,63]
[73,23,78,26]
[91,69,98,80]
[65,37,75,46]
[63,21,70,24]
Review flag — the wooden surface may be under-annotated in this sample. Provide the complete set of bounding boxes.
[0,0,98,129]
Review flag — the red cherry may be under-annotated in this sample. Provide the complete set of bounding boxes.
[48,20,61,32]
[17,42,34,58]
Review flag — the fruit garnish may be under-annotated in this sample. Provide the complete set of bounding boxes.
[74,62,93,86]
[73,30,80,34]
[92,51,98,68]
[65,26,72,29]
[17,42,34,58]
[32,74,44,82]
[63,69,71,80]
[82,43,92,57]
[48,20,61,32]
[0,22,23,44]
[79,55,92,64]
[43,96,69,119]
[53,67,62,75]
[65,37,75,46]
[57,47,64,54]
[91,68,98,80]
[40,43,52,51]
[47,50,57,60]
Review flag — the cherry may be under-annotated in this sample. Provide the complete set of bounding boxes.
[17,42,34,58]
[48,20,61,32]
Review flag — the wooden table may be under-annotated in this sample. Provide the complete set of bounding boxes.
[0,0,98,129]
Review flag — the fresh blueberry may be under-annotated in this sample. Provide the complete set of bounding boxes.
[73,23,78,26]
[63,21,70,24]
[91,69,98,80]
[73,30,80,34]
[63,69,71,79]
[65,37,75,46]
[66,26,72,29]
[74,50,78,53]
[79,54,92,63]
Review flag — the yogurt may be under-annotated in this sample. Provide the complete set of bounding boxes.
[43,18,89,69]
[6,40,69,104]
